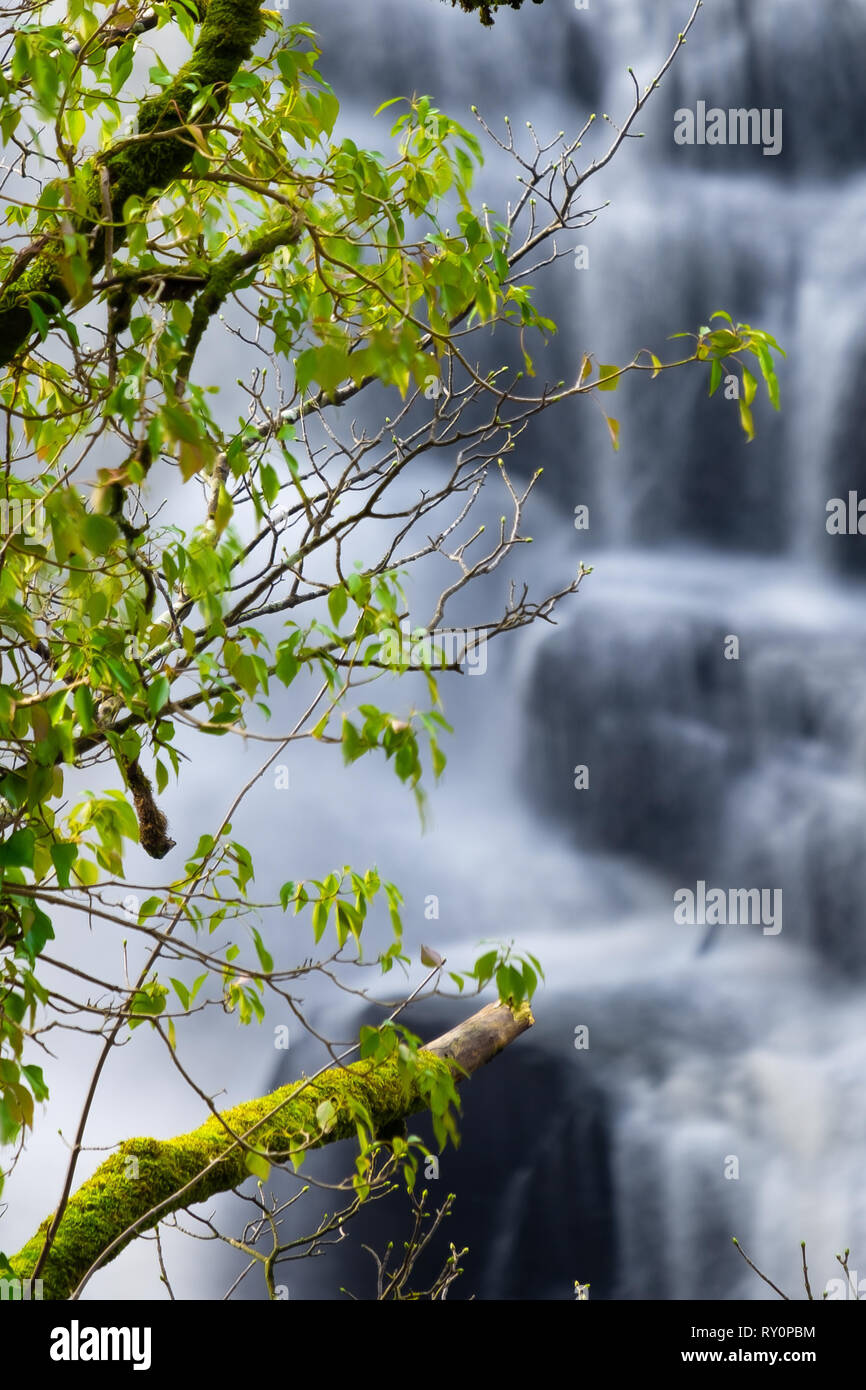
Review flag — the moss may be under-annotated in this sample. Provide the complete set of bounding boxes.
[0,0,267,368]
[10,1048,454,1300]
[447,0,545,24]
[113,0,265,207]
[176,211,304,384]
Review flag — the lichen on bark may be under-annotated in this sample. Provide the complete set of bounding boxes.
[0,0,268,368]
[9,1048,455,1300]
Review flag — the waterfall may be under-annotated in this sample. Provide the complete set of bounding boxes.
[272,0,866,1302]
[5,0,864,1304]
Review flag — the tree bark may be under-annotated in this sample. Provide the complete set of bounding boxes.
[0,0,267,368]
[0,0,545,368]
[9,998,533,1300]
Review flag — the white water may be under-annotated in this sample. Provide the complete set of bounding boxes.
[295,0,866,1301]
[5,0,866,1302]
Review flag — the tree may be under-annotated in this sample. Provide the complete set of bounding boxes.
[0,0,781,1300]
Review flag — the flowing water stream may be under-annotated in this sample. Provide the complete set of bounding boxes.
[6,0,865,1302]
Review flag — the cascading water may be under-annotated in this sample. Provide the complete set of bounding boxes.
[272,0,866,1301]
[6,0,864,1303]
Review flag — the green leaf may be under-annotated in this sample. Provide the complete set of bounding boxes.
[27,298,50,341]
[50,842,77,888]
[245,1150,271,1182]
[473,949,498,984]
[754,342,780,409]
[275,647,300,687]
[341,718,365,766]
[170,978,190,1011]
[81,514,118,556]
[73,684,96,734]
[104,656,137,696]
[521,959,538,997]
[328,586,349,627]
[21,1064,48,1102]
[708,359,723,396]
[597,364,620,392]
[0,829,35,869]
[192,834,215,860]
[73,856,99,887]
[65,107,86,145]
[109,41,135,94]
[163,402,206,445]
[496,962,524,1003]
[129,983,167,1024]
[526,951,545,980]
[373,96,405,116]
[311,713,329,740]
[21,904,54,960]
[259,462,280,507]
[316,1099,337,1133]
[211,484,233,534]
[312,899,329,941]
[738,397,755,442]
[742,367,758,407]
[335,899,362,947]
[706,329,741,356]
[146,676,171,717]
[604,416,620,452]
[251,927,274,974]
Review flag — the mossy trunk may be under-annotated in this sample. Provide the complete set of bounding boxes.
[0,0,267,368]
[11,1000,533,1300]
[0,0,544,369]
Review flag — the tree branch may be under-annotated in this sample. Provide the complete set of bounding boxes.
[445,0,545,25]
[9,998,532,1300]
[0,0,268,368]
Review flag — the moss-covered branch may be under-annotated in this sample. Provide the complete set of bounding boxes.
[175,212,306,390]
[0,0,546,369]
[0,0,268,369]
[446,0,545,25]
[10,999,532,1300]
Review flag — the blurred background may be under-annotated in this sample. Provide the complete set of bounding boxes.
[5,0,866,1301]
